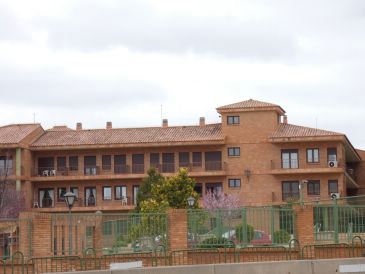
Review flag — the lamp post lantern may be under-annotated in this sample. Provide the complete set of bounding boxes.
[187,196,195,208]
[64,191,76,255]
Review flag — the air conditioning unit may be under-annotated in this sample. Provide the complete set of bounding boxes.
[328,160,338,168]
[330,193,340,200]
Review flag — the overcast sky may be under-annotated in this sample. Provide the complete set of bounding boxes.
[1,0,365,149]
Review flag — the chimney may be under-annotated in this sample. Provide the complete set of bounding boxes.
[162,119,168,128]
[199,117,205,126]
[76,122,82,130]
[282,115,288,124]
[106,121,112,129]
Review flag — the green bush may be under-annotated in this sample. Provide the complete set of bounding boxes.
[198,237,235,248]
[235,224,254,243]
[273,230,290,244]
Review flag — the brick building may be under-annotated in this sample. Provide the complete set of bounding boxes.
[1,99,364,213]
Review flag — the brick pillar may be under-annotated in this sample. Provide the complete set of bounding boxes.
[19,212,53,257]
[167,209,188,251]
[21,181,33,209]
[94,212,103,256]
[294,205,315,245]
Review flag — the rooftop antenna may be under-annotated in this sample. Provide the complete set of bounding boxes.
[33,113,36,124]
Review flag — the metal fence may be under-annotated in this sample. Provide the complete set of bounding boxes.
[51,212,168,256]
[313,203,365,244]
[187,207,296,248]
[0,237,362,273]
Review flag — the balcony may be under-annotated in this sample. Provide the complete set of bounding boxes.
[270,160,343,175]
[32,196,134,212]
[32,161,225,181]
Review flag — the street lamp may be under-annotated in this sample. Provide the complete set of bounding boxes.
[64,191,76,255]
[187,196,195,208]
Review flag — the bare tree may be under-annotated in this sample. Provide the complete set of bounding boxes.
[202,190,240,210]
[0,149,25,218]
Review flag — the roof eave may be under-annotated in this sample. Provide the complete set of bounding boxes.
[268,135,345,143]
[217,106,285,115]
[30,139,226,151]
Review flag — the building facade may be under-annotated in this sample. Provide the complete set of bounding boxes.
[1,99,364,213]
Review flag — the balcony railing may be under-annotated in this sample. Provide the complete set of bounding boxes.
[0,167,13,176]
[33,161,224,177]
[271,160,342,170]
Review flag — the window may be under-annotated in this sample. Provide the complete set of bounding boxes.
[103,186,112,200]
[282,181,299,201]
[162,153,175,172]
[228,179,241,188]
[205,151,222,170]
[0,156,12,176]
[114,155,127,174]
[150,153,160,169]
[39,188,54,208]
[307,148,319,163]
[307,180,320,195]
[192,152,202,167]
[84,156,97,175]
[328,180,338,194]
[57,157,66,169]
[206,183,223,193]
[133,185,140,205]
[85,187,96,206]
[227,116,240,125]
[102,155,111,170]
[115,186,127,200]
[327,148,337,161]
[228,147,240,157]
[69,156,78,171]
[38,157,54,175]
[132,154,144,173]
[70,187,79,199]
[179,152,189,167]
[58,187,66,201]
[194,183,203,197]
[281,149,299,169]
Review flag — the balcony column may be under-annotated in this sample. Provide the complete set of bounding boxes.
[16,147,21,191]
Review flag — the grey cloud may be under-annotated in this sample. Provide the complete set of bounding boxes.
[0,67,166,109]
[0,3,30,41]
[34,0,297,60]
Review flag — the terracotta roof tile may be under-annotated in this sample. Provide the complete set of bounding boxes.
[31,123,224,147]
[217,99,284,111]
[271,123,343,138]
[0,124,41,144]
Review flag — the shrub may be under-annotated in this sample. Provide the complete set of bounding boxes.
[235,224,254,243]
[273,230,291,244]
[198,237,234,248]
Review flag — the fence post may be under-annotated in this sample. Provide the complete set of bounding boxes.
[293,205,315,246]
[241,208,247,246]
[270,207,275,244]
[167,209,187,250]
[333,199,339,244]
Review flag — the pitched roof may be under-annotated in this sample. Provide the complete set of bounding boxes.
[31,123,224,148]
[0,124,41,145]
[271,123,343,139]
[217,99,285,113]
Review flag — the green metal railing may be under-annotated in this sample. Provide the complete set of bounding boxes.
[0,236,361,273]
[314,203,365,244]
[187,207,296,248]
[51,212,168,256]
[27,256,82,274]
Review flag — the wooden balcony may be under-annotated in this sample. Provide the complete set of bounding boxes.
[270,160,344,175]
[32,196,135,212]
[31,161,226,181]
